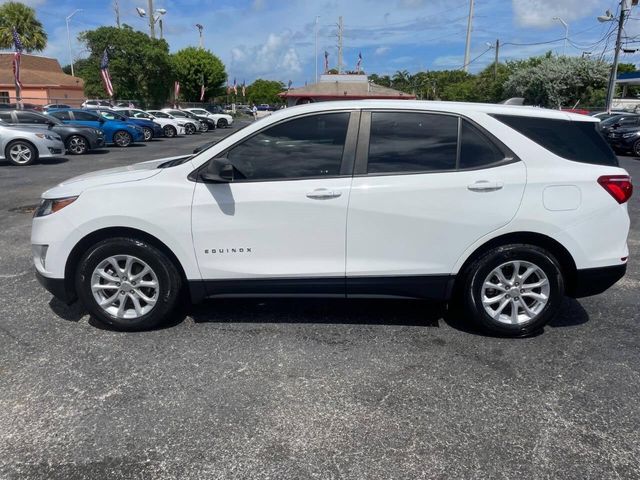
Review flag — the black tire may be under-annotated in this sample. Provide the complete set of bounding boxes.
[113,130,133,147]
[163,125,177,138]
[75,237,182,331]
[217,118,228,128]
[65,135,88,155]
[632,140,640,157]
[142,127,153,142]
[5,140,37,166]
[184,123,196,135]
[200,122,209,133]
[460,244,565,337]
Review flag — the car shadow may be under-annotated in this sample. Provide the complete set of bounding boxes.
[86,149,111,155]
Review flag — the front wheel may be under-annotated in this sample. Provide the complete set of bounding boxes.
[200,122,209,133]
[5,140,37,166]
[113,130,132,147]
[632,139,640,157]
[75,237,182,331]
[66,135,88,155]
[461,244,564,336]
[163,125,177,138]
[184,123,196,135]
[142,127,153,141]
[217,118,228,128]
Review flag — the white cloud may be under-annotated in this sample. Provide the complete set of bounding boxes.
[512,0,603,28]
[375,46,390,55]
[231,31,302,78]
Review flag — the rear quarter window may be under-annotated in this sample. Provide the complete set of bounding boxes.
[492,114,618,166]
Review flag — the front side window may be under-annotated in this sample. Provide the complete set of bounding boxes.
[49,111,71,121]
[367,112,458,174]
[73,111,100,121]
[17,112,46,124]
[226,112,350,181]
[133,110,151,119]
[0,111,12,122]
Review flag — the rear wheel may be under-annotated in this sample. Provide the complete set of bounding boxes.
[142,127,153,141]
[5,140,37,166]
[632,139,640,157]
[217,118,228,128]
[66,135,88,155]
[113,130,132,147]
[163,125,177,138]
[75,237,182,331]
[184,123,196,135]
[461,244,564,336]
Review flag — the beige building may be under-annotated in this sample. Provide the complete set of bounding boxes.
[280,74,415,107]
[0,53,84,107]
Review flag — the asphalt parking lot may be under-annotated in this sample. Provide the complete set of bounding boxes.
[1,121,639,479]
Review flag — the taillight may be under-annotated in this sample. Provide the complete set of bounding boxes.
[598,175,633,204]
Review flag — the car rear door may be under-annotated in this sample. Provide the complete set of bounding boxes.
[191,110,359,295]
[345,110,526,299]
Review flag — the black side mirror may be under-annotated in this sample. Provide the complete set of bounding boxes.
[200,158,235,183]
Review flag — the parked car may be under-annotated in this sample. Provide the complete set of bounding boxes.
[601,121,640,155]
[0,110,105,155]
[0,121,64,166]
[81,100,112,110]
[5,103,43,111]
[590,111,635,120]
[159,109,206,133]
[87,109,163,141]
[112,108,185,137]
[46,109,144,147]
[176,109,216,132]
[183,107,234,129]
[43,104,72,111]
[599,114,640,132]
[32,101,631,336]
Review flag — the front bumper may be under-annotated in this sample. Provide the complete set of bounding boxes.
[40,140,66,157]
[569,264,627,298]
[605,135,638,151]
[35,270,76,304]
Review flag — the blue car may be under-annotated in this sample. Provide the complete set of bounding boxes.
[86,109,163,141]
[46,109,144,147]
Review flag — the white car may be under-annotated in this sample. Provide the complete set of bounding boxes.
[112,108,185,137]
[183,108,234,129]
[148,110,200,135]
[0,122,65,166]
[81,99,112,110]
[31,100,632,336]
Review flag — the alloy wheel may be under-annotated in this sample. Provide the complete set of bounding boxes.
[185,123,195,135]
[91,255,159,320]
[481,260,550,325]
[142,127,153,141]
[163,125,176,138]
[67,135,87,154]
[9,143,32,164]
[114,131,132,147]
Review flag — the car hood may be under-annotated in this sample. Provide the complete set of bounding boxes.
[42,155,187,198]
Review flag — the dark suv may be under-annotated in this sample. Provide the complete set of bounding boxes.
[0,110,105,155]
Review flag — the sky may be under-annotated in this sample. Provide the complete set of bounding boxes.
[2,0,634,86]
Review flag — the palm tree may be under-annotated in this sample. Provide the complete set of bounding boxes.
[0,2,47,52]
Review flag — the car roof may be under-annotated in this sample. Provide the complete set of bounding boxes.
[272,100,599,123]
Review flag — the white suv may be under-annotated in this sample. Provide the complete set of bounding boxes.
[183,108,234,129]
[31,100,632,336]
[112,108,185,137]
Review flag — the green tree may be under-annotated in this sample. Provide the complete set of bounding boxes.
[77,25,172,107]
[368,73,391,87]
[171,47,226,102]
[246,79,285,105]
[0,1,47,52]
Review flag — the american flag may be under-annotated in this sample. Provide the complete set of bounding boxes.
[200,84,205,101]
[356,52,362,73]
[233,77,237,95]
[100,49,114,97]
[12,28,23,90]
[324,50,329,73]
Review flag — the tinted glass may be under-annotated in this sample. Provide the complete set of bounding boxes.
[73,111,100,121]
[49,111,71,120]
[0,111,12,122]
[132,111,151,119]
[152,111,170,118]
[367,112,457,173]
[493,115,618,166]
[459,120,505,169]
[17,112,46,124]
[226,112,350,180]
[618,117,639,126]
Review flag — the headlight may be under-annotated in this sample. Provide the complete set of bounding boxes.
[95,129,103,135]
[622,132,640,138]
[35,133,57,141]
[34,196,78,217]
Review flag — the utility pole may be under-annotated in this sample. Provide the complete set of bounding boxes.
[315,16,320,83]
[463,0,474,72]
[337,16,343,74]
[114,0,120,28]
[66,9,82,77]
[493,39,500,80]
[148,0,155,38]
[605,0,627,113]
[196,24,203,48]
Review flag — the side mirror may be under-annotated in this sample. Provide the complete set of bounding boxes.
[200,158,235,183]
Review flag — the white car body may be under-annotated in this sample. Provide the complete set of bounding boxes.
[112,108,185,136]
[0,123,65,165]
[31,100,631,334]
[183,108,234,128]
[149,110,200,134]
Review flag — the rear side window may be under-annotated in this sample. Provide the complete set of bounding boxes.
[459,120,505,169]
[493,114,618,166]
[49,111,70,120]
[74,111,99,121]
[368,112,458,173]
[0,111,12,122]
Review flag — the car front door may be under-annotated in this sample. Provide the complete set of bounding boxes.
[69,110,102,129]
[191,111,359,295]
[345,111,527,299]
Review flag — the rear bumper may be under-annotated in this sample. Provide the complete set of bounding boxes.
[570,264,627,298]
[35,270,76,304]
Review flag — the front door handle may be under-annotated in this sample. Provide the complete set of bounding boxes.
[306,188,342,200]
[467,180,504,192]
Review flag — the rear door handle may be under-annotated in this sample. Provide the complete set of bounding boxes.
[467,180,504,192]
[306,188,342,199]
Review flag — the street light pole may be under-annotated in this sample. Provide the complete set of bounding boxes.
[148,0,155,38]
[604,1,627,113]
[315,15,320,83]
[196,24,203,48]
[463,0,474,72]
[553,17,568,55]
[66,9,82,77]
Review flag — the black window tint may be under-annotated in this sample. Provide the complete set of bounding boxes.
[367,112,457,173]
[459,120,505,169]
[50,111,70,120]
[226,112,350,180]
[493,115,618,166]
[17,112,46,124]
[73,111,99,121]
[619,117,638,126]
[0,111,12,122]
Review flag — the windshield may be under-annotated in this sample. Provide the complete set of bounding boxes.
[99,111,127,121]
[151,111,171,118]
[601,115,629,126]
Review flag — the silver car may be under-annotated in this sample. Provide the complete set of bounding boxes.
[0,122,65,166]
